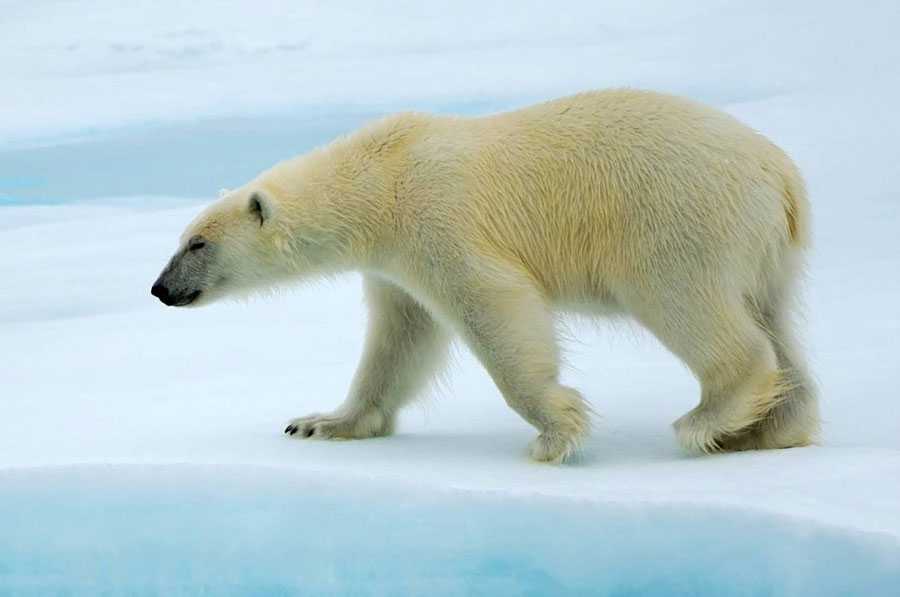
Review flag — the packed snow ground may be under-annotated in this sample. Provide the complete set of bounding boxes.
[2,0,900,593]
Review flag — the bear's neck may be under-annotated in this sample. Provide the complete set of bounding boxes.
[268,124,411,274]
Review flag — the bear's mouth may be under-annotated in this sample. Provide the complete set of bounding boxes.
[173,290,202,307]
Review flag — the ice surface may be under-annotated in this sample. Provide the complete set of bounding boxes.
[2,0,900,594]
[3,1,898,145]
[2,466,899,596]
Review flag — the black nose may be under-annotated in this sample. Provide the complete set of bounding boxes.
[151,282,173,305]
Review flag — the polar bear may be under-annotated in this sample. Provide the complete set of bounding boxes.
[151,89,818,463]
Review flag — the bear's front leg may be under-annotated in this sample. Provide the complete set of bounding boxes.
[285,276,449,440]
[451,262,591,463]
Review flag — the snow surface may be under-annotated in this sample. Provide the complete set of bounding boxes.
[2,0,900,594]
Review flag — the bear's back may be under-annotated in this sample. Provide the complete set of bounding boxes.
[397,90,802,301]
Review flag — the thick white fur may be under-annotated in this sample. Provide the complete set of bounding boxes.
[179,89,818,463]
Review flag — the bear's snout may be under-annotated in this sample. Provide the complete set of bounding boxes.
[151,279,201,307]
[152,241,214,307]
[151,281,172,305]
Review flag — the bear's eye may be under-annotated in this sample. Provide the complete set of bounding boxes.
[188,238,206,252]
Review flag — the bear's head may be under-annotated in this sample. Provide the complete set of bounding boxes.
[151,187,288,307]
[152,141,386,307]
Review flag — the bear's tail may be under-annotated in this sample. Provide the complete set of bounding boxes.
[779,157,810,248]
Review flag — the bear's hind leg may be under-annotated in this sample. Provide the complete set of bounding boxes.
[628,291,785,453]
[452,265,590,463]
[285,276,450,440]
[718,295,819,451]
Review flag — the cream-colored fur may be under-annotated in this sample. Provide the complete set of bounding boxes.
[164,89,818,463]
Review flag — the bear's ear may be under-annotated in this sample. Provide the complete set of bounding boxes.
[248,191,273,227]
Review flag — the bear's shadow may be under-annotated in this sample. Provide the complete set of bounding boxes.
[358,423,687,469]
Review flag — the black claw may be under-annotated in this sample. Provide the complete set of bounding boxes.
[284,426,292,434]
[303,427,315,438]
